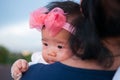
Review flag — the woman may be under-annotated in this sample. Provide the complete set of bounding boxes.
[21,0,120,80]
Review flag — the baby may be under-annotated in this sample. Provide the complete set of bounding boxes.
[11,1,81,79]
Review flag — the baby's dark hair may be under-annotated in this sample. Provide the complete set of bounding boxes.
[70,0,120,68]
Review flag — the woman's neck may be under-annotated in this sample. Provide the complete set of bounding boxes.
[102,37,120,70]
[61,37,120,70]
[61,55,120,70]
[61,56,108,70]
[103,37,120,57]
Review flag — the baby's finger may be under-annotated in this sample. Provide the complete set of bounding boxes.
[12,67,22,79]
[21,60,28,72]
[16,60,23,70]
[14,67,22,75]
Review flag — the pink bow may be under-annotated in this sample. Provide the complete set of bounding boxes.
[30,7,73,36]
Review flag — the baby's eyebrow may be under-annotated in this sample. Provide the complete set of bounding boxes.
[42,38,48,41]
[57,42,64,44]
[56,41,67,45]
[55,39,68,44]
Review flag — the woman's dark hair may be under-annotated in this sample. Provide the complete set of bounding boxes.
[70,0,120,68]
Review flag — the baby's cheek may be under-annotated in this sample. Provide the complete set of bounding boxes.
[57,52,71,61]
[42,51,48,61]
[42,47,49,55]
[63,50,73,59]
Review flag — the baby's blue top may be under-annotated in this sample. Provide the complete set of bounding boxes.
[21,62,116,80]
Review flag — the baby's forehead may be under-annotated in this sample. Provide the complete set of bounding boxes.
[42,27,71,39]
[42,37,68,44]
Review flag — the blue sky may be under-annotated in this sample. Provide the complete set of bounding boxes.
[0,0,58,26]
[0,0,80,53]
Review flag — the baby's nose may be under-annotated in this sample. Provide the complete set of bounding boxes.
[48,52,57,57]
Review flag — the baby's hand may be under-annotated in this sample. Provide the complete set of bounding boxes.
[11,59,29,80]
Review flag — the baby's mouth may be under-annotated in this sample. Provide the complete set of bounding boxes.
[47,60,55,64]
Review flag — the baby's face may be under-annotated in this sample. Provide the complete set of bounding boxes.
[41,28,73,63]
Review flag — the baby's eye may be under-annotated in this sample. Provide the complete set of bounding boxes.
[43,43,48,46]
[57,45,63,49]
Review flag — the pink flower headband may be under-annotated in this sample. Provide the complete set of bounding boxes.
[30,7,74,36]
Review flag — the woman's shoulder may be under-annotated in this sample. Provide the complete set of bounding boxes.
[21,62,116,80]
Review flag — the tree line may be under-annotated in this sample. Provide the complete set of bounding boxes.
[0,45,31,65]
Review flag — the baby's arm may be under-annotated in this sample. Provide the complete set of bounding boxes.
[11,59,29,80]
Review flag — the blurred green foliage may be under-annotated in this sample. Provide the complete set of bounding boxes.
[0,45,31,65]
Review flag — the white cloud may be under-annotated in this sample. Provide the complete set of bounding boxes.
[0,21,42,52]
